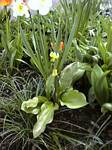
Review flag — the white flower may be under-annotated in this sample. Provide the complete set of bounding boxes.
[27,0,52,15]
[12,0,29,18]
[89,29,95,37]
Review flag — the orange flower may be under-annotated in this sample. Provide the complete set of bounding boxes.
[0,0,12,6]
[51,41,64,51]
[59,41,64,50]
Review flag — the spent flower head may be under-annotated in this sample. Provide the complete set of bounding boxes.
[52,69,58,76]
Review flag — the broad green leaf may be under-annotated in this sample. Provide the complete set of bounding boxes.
[91,64,109,105]
[60,90,88,109]
[91,64,103,89]
[33,102,59,138]
[21,96,48,114]
[101,103,112,113]
[59,62,89,93]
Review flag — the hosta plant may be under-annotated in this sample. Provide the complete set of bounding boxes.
[20,0,101,138]
[21,62,89,138]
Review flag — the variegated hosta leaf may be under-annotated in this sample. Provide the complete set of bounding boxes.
[59,62,89,93]
[60,90,88,109]
[33,101,59,138]
[21,96,48,114]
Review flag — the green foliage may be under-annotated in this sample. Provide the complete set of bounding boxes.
[91,64,109,105]
[20,0,101,135]
[21,61,88,138]
[0,16,23,72]
[101,103,112,113]
[21,96,48,114]
[20,19,51,79]
[33,101,58,138]
[60,89,88,109]
[0,74,46,149]
[20,0,100,79]
[46,75,55,98]
[97,17,112,66]
[20,0,95,138]
[21,95,59,138]
[2,0,112,149]
[59,62,89,92]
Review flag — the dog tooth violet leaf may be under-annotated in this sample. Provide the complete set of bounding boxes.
[21,96,48,114]
[33,101,59,138]
[60,90,88,109]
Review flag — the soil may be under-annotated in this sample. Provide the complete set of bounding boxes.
[53,106,112,149]
[0,105,112,150]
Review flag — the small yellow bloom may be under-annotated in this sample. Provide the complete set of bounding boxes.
[17,3,24,13]
[50,51,59,62]
[52,69,58,76]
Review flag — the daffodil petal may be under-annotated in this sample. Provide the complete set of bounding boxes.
[27,0,52,15]
[39,7,50,15]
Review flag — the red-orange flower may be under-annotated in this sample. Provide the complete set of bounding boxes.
[51,41,64,51]
[0,0,12,6]
[59,41,64,50]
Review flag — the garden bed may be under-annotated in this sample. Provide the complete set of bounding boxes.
[0,0,112,150]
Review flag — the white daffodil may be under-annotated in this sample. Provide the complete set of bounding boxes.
[27,0,52,15]
[12,0,29,18]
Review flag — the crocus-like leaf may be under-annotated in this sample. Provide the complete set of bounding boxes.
[91,64,109,105]
[33,102,59,138]
[21,96,48,114]
[60,90,88,109]
[59,62,89,93]
[101,103,112,113]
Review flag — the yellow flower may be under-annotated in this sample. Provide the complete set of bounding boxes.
[50,51,59,62]
[17,3,24,12]
[52,69,58,76]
